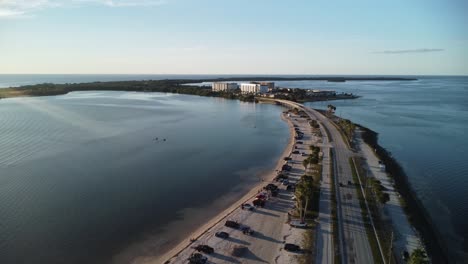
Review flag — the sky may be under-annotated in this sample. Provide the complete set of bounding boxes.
[0,0,467,75]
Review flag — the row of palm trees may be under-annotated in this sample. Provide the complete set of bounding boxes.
[295,144,322,222]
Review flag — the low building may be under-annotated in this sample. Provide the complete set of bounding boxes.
[306,89,336,97]
[212,82,238,92]
[240,83,269,94]
[251,82,275,92]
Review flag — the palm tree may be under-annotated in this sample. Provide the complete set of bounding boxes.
[408,248,429,264]
[295,177,314,222]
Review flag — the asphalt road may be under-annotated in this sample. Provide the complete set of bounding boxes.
[314,123,334,264]
[276,100,374,264]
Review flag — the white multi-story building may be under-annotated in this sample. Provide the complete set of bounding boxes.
[240,83,268,94]
[212,82,238,92]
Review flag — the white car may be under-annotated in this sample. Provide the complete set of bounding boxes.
[242,203,254,210]
[289,220,307,228]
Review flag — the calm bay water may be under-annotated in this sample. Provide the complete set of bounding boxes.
[1,75,467,262]
[0,91,289,263]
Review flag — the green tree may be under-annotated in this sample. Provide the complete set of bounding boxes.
[408,248,429,264]
[295,176,314,221]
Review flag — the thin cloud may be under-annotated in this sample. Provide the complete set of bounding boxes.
[374,48,444,54]
[0,0,166,18]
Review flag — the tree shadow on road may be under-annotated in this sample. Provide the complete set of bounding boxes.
[253,209,280,217]
[253,231,283,244]
[226,236,251,246]
[209,253,242,264]
[241,248,269,263]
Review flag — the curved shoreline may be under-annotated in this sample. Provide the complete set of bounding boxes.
[151,112,295,264]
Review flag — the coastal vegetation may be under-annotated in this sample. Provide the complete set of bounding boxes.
[358,125,449,263]
[408,248,430,264]
[0,80,259,102]
[0,75,416,101]
[368,177,390,204]
[294,145,322,264]
[349,157,385,264]
[353,157,397,263]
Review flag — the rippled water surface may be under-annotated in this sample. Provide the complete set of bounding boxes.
[1,75,467,262]
[0,91,289,263]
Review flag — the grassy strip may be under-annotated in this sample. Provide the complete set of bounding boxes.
[328,116,352,149]
[298,223,318,264]
[330,149,340,264]
[349,157,384,264]
[354,158,398,264]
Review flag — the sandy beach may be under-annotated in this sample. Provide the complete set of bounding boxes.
[121,112,296,264]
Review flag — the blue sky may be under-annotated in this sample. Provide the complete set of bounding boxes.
[0,0,467,75]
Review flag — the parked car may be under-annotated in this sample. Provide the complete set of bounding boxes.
[347,180,352,185]
[283,157,292,161]
[253,198,265,207]
[286,184,295,191]
[241,226,254,235]
[339,182,344,187]
[215,231,229,239]
[188,253,208,264]
[225,220,240,229]
[271,189,279,197]
[301,152,308,156]
[264,183,278,191]
[289,220,307,228]
[284,243,301,252]
[292,150,300,154]
[296,141,303,144]
[282,180,289,185]
[194,245,214,254]
[242,203,254,210]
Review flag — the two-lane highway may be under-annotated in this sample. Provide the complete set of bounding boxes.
[275,99,374,264]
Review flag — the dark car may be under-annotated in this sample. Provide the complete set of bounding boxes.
[253,198,265,207]
[292,150,300,154]
[296,141,303,144]
[275,174,288,182]
[286,184,295,191]
[284,243,301,252]
[188,253,208,264]
[283,157,292,161]
[347,180,352,185]
[225,220,240,229]
[215,231,229,239]
[241,226,254,235]
[264,183,278,191]
[194,245,214,254]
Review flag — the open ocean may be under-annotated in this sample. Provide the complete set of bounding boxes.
[1,74,467,262]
